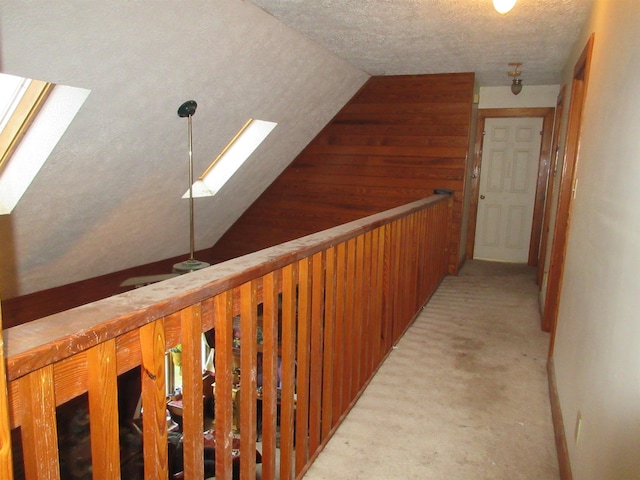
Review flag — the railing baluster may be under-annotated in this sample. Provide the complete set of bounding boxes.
[351,236,363,394]
[280,262,297,480]
[19,365,60,480]
[321,247,337,440]
[87,340,120,479]
[332,241,347,427]
[181,304,204,479]
[139,319,168,480]
[239,281,258,480]
[214,291,234,480]
[359,232,374,385]
[308,251,325,457]
[0,305,13,480]
[344,238,357,405]
[261,270,280,480]
[295,257,311,475]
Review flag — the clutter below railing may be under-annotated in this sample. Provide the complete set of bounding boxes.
[1,193,452,480]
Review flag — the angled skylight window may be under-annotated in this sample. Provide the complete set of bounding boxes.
[183,118,277,198]
[0,73,90,214]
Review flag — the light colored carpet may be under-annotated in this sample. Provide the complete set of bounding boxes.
[302,260,559,480]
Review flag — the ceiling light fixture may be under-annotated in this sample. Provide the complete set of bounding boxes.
[508,62,523,95]
[173,100,211,273]
[493,0,517,14]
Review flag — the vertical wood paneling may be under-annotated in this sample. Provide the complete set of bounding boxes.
[214,291,234,480]
[280,263,298,480]
[139,319,168,480]
[239,281,258,480]
[180,304,204,479]
[87,340,120,480]
[208,74,474,274]
[261,271,279,480]
[20,366,59,480]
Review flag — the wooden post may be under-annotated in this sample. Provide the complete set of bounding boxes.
[0,302,14,480]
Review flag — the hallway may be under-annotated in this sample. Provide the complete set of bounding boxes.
[302,260,559,479]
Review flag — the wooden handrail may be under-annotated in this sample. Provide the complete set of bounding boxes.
[2,193,452,480]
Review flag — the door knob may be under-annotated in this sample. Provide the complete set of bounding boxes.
[480,195,485,199]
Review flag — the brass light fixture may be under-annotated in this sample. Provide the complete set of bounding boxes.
[508,62,523,95]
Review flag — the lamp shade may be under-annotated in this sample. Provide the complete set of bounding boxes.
[511,78,523,95]
[493,0,517,14]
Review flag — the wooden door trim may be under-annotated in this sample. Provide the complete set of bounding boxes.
[545,34,595,348]
[466,107,555,266]
[537,86,567,286]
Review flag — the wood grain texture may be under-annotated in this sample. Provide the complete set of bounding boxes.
[545,34,595,341]
[239,282,258,480]
[87,340,120,479]
[279,263,297,480]
[0,305,13,480]
[260,271,279,480]
[139,319,168,480]
[295,257,312,475]
[20,366,60,480]
[308,252,324,455]
[213,291,234,480]
[209,74,474,273]
[3,194,452,480]
[180,304,204,479]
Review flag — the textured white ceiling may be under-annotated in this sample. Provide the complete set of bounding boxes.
[249,0,594,85]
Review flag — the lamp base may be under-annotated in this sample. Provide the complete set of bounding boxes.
[173,258,210,273]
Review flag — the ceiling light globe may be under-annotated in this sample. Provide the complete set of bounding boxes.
[511,78,523,95]
[493,0,517,14]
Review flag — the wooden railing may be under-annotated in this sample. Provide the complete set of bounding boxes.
[0,193,452,480]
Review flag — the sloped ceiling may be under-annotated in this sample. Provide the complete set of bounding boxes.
[0,1,369,297]
[0,0,592,298]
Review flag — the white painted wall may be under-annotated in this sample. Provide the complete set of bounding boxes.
[551,1,640,478]
[478,85,559,109]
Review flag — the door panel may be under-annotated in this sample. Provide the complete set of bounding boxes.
[474,117,543,263]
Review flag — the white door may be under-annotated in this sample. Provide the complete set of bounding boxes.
[474,117,543,263]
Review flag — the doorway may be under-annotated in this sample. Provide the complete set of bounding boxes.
[474,116,544,263]
[466,108,555,266]
[545,34,595,349]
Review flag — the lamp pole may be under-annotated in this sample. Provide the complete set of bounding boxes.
[173,100,210,273]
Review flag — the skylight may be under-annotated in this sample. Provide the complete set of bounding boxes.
[0,73,90,215]
[183,118,277,198]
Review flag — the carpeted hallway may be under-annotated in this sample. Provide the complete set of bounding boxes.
[301,260,559,480]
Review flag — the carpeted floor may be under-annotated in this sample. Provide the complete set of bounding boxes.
[301,260,559,480]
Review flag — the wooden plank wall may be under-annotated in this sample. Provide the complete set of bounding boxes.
[208,73,475,273]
